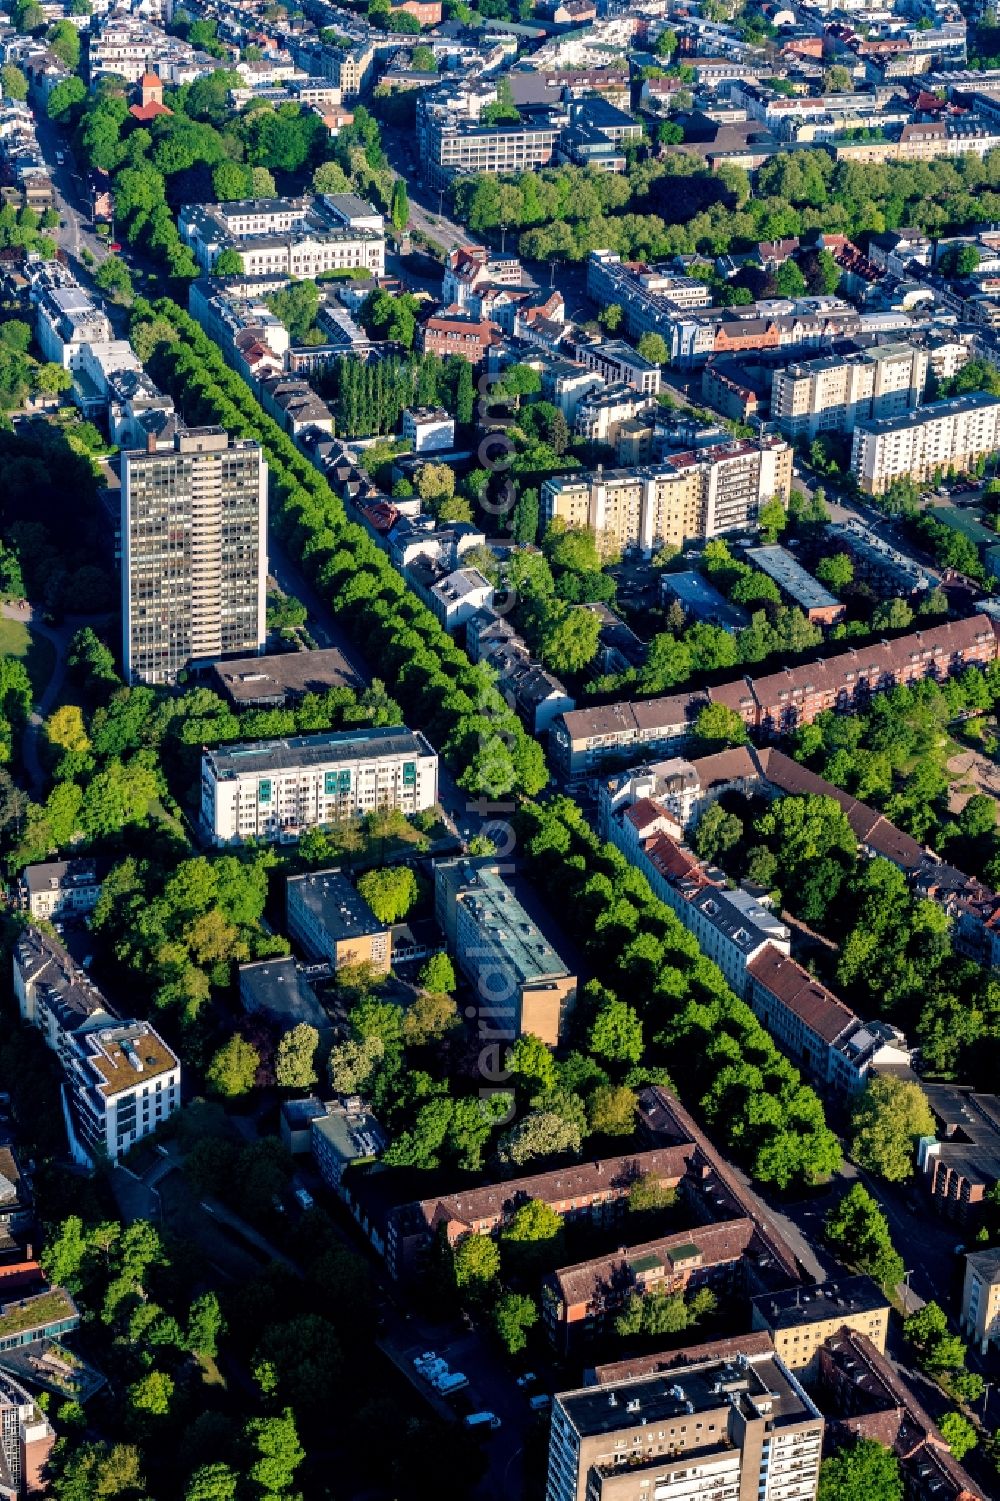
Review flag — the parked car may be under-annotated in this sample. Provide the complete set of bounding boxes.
[435,1371,469,1394]
[529,1394,551,1413]
[464,1411,501,1429]
[293,1187,314,1211]
[515,1372,538,1388]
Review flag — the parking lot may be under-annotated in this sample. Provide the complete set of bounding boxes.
[382,1325,554,1498]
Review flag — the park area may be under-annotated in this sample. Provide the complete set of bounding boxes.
[0,612,54,700]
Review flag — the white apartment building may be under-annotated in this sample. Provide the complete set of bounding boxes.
[32,279,113,370]
[547,1351,824,1501]
[122,428,267,685]
[13,926,181,1164]
[20,858,102,922]
[575,384,655,445]
[851,391,1000,494]
[574,339,662,395]
[201,726,439,846]
[402,407,456,453]
[771,343,929,441]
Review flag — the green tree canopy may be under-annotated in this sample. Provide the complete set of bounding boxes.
[849,1076,935,1182]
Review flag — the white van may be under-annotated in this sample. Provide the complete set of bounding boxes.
[464,1411,501,1430]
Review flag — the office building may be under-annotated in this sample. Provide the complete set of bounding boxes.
[121,428,267,686]
[771,344,928,441]
[541,439,793,558]
[434,858,576,1046]
[750,1276,890,1380]
[201,725,439,846]
[586,250,712,343]
[851,392,1000,494]
[546,1350,823,1501]
[0,1367,55,1498]
[286,869,391,973]
[13,927,181,1165]
[420,114,560,190]
[178,195,385,278]
[311,1098,386,1194]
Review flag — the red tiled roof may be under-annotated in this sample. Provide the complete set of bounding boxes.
[747,946,856,1044]
[129,100,172,121]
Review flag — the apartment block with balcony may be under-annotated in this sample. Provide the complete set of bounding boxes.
[201,725,439,846]
[541,438,792,559]
[851,392,1000,494]
[12,927,181,1166]
[546,1351,823,1501]
[771,343,928,441]
[121,427,267,686]
[0,1367,55,1498]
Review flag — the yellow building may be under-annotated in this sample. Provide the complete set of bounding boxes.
[961,1248,1000,1353]
[751,1275,891,1380]
[541,436,792,559]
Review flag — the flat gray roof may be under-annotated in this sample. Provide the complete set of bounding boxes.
[211,648,361,705]
[238,956,329,1030]
[287,869,386,943]
[559,1352,816,1437]
[662,571,750,632]
[745,545,840,611]
[204,725,433,780]
[753,1274,887,1330]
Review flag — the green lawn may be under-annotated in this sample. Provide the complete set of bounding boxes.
[0,616,55,702]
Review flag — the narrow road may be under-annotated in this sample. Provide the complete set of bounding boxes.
[4,603,69,797]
